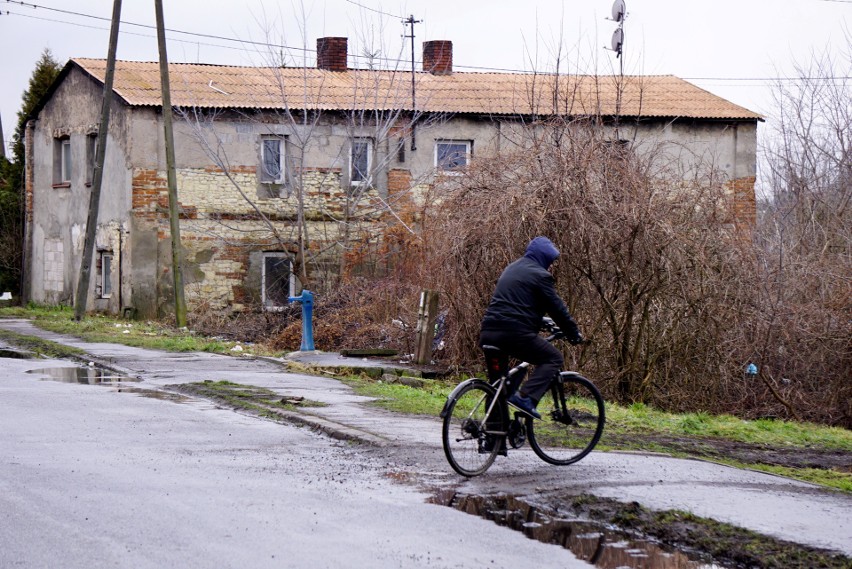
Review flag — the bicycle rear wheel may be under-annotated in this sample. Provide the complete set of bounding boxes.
[441,380,503,477]
[528,373,605,465]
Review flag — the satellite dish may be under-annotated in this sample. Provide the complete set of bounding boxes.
[612,0,626,22]
[611,28,624,55]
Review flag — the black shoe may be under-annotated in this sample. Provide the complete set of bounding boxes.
[508,393,541,420]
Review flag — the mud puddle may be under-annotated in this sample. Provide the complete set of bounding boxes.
[432,491,725,569]
[26,366,140,384]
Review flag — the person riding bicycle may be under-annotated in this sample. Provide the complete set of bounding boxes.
[479,236,583,419]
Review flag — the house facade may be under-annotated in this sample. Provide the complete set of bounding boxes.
[23,37,761,318]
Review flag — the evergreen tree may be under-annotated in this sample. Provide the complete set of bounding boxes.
[0,48,62,296]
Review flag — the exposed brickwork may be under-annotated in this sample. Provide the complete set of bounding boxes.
[423,41,453,75]
[727,176,757,227]
[316,37,348,72]
[132,168,167,221]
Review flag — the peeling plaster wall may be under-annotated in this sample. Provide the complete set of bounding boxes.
[27,68,758,316]
[26,66,132,309]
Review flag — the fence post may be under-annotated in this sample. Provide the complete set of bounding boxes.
[414,289,440,365]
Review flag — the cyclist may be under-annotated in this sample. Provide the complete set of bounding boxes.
[479,236,583,419]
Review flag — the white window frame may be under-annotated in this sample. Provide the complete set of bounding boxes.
[261,252,295,311]
[434,140,471,173]
[100,252,113,298]
[260,136,285,184]
[350,138,373,186]
[56,137,72,184]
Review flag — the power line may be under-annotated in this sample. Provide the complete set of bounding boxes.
[342,0,406,20]
[2,1,850,82]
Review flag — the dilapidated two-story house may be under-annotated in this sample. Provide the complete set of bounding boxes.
[23,37,760,318]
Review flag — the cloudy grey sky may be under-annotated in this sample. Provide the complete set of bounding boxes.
[1,0,850,157]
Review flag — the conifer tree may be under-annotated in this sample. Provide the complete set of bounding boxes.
[0,48,61,295]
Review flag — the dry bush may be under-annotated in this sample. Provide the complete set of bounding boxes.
[420,119,764,415]
[268,277,421,353]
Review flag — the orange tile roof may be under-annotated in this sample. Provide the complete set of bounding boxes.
[71,58,761,121]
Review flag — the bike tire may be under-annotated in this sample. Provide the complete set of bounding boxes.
[441,380,503,477]
[527,373,605,465]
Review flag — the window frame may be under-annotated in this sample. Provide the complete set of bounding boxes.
[434,140,472,173]
[53,136,72,186]
[261,252,295,311]
[349,138,373,187]
[86,133,98,186]
[259,135,286,184]
[99,252,113,299]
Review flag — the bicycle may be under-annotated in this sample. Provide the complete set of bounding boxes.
[440,318,605,477]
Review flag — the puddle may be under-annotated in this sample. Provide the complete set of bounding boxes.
[26,366,140,384]
[432,492,726,569]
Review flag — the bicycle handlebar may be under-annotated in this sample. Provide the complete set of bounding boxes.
[541,317,590,345]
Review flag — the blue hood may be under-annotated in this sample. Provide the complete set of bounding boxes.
[524,236,560,269]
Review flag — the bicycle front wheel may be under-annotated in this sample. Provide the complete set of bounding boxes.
[441,380,503,477]
[528,373,605,465]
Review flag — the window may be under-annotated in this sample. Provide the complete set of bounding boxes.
[54,137,72,185]
[86,134,98,186]
[350,138,373,186]
[262,252,294,310]
[100,252,113,298]
[435,140,471,172]
[260,136,285,183]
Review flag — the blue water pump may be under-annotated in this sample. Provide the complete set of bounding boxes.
[288,289,315,351]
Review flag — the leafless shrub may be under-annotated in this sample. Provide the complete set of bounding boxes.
[420,118,764,414]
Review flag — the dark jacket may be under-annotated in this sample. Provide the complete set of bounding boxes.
[480,237,579,337]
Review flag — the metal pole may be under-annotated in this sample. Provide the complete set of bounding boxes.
[74,0,122,321]
[154,0,188,327]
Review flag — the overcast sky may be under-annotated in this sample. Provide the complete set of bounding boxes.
[1,0,850,157]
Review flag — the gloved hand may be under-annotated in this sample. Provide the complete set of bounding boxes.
[568,331,584,345]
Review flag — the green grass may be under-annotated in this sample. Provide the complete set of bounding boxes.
[0,328,85,359]
[603,401,852,451]
[0,304,269,355]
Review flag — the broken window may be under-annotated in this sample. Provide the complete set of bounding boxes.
[262,252,293,310]
[260,136,285,183]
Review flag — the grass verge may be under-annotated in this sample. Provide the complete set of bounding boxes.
[168,380,325,418]
[0,328,85,359]
[0,305,274,355]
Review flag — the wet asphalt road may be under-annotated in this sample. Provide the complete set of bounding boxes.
[1,318,851,566]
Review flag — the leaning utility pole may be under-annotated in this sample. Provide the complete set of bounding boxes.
[154,0,187,327]
[74,0,122,321]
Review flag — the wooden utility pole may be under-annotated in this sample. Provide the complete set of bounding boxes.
[154,0,187,327]
[74,0,122,321]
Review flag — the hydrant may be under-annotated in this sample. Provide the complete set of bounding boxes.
[288,290,315,351]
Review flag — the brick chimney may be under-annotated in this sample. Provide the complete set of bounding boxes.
[423,40,452,75]
[316,37,348,72]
